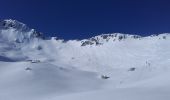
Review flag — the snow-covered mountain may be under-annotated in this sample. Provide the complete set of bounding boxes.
[81,33,142,46]
[0,19,170,100]
[0,19,43,43]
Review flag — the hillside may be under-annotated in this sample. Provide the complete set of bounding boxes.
[0,19,170,100]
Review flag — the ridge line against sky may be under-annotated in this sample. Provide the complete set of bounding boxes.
[1,0,170,39]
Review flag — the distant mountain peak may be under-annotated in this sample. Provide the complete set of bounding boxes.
[0,19,44,43]
[0,19,29,31]
[81,33,142,46]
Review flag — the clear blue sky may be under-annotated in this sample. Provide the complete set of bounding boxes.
[1,0,170,39]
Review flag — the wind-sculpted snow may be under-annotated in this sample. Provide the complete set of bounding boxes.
[0,19,170,100]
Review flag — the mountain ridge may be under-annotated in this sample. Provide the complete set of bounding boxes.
[1,19,169,43]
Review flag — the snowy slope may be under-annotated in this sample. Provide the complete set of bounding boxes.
[0,62,105,100]
[0,19,170,100]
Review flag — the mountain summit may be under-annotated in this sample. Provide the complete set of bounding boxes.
[0,19,43,43]
[0,19,30,31]
[81,33,142,46]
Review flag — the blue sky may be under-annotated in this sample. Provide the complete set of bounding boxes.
[1,0,170,39]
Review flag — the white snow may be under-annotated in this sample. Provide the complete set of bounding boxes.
[0,19,170,100]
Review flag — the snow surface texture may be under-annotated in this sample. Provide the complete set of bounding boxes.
[0,19,170,100]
